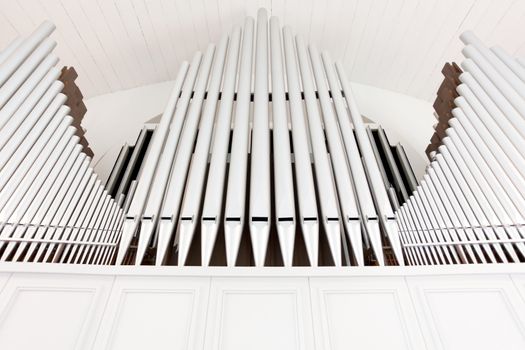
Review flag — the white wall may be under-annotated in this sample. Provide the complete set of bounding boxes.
[0,265,525,350]
[83,80,175,182]
[84,80,434,183]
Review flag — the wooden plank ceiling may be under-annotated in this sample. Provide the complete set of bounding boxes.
[0,0,524,100]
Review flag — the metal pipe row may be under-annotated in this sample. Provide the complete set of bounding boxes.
[0,21,123,264]
[398,32,525,264]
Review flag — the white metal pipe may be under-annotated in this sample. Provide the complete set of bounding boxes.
[95,207,123,265]
[0,37,23,66]
[43,164,95,263]
[426,170,478,263]
[269,17,296,267]
[14,150,91,262]
[248,9,272,267]
[396,145,418,191]
[67,189,109,264]
[52,173,98,263]
[0,136,77,260]
[0,38,56,108]
[461,49,525,120]
[454,94,525,181]
[459,67,525,144]
[156,44,216,266]
[200,27,241,267]
[491,46,525,83]
[451,106,525,203]
[223,17,254,267]
[446,128,525,227]
[115,56,197,265]
[282,26,319,266]
[165,36,227,266]
[65,185,107,264]
[419,180,464,264]
[438,147,509,262]
[25,148,85,262]
[0,75,62,153]
[439,142,519,262]
[335,62,404,265]
[412,191,448,264]
[57,179,103,263]
[0,21,55,87]
[377,127,409,201]
[100,205,124,264]
[443,137,525,260]
[296,35,342,266]
[517,57,525,70]
[0,94,68,179]
[72,193,111,264]
[89,201,120,264]
[310,46,362,265]
[0,135,78,236]
[35,159,92,262]
[434,154,498,263]
[0,56,58,131]
[404,197,437,264]
[396,205,420,264]
[0,119,74,214]
[449,117,525,218]
[460,32,525,99]
[415,185,458,264]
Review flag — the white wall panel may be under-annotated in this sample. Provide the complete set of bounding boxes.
[512,274,525,307]
[94,276,210,350]
[0,273,113,350]
[407,275,525,350]
[203,277,315,350]
[0,267,524,348]
[0,273,10,294]
[310,276,427,350]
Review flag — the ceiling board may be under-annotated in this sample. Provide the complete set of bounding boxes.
[0,0,523,100]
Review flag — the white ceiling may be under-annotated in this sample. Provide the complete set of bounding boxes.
[1,0,524,100]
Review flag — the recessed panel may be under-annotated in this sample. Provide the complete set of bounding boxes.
[0,289,94,349]
[425,290,525,349]
[219,292,299,350]
[323,291,410,349]
[108,291,195,350]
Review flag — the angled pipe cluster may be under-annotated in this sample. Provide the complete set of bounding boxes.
[0,22,123,264]
[399,31,525,265]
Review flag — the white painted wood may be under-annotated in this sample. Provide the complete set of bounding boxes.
[0,267,523,348]
[310,276,426,350]
[203,277,315,350]
[408,274,525,350]
[2,1,524,101]
[94,276,209,350]
[0,273,113,350]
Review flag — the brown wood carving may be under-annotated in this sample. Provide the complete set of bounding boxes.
[425,62,462,159]
[58,66,94,158]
